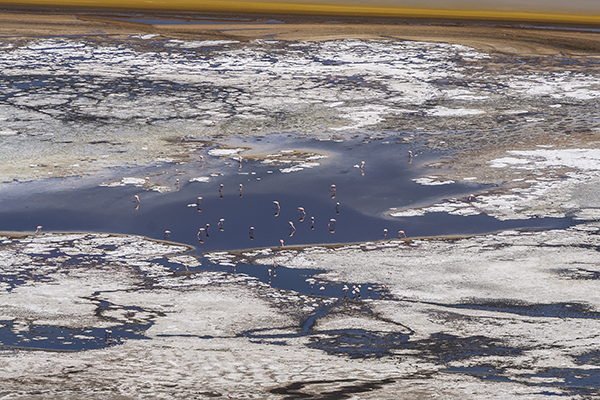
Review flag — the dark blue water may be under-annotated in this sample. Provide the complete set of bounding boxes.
[0,138,572,254]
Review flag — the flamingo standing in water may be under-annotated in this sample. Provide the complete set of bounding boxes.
[239,183,243,198]
[398,230,406,239]
[134,195,140,210]
[197,228,206,243]
[249,227,255,240]
[279,239,284,247]
[35,225,42,234]
[335,202,340,214]
[297,207,306,222]
[205,223,210,238]
[360,160,365,176]
[273,201,280,217]
[164,230,171,240]
[328,218,336,233]
[330,184,336,199]
[383,229,388,239]
[218,218,225,231]
[289,221,296,237]
[219,183,224,198]
[197,197,202,212]
[310,216,315,230]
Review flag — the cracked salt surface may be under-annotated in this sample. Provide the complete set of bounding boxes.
[3,32,600,397]
[2,36,600,183]
[392,148,600,221]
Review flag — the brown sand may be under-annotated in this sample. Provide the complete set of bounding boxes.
[1,7,600,55]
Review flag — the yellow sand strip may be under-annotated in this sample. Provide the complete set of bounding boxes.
[1,0,600,25]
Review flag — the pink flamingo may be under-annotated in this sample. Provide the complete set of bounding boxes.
[335,202,340,214]
[297,207,306,222]
[218,218,225,231]
[164,230,171,240]
[205,223,210,238]
[197,228,206,243]
[383,228,388,239]
[279,239,284,247]
[199,155,204,167]
[219,183,224,198]
[311,216,315,230]
[331,184,336,199]
[468,194,475,202]
[197,196,202,212]
[134,195,140,210]
[239,183,243,198]
[238,155,242,168]
[398,230,406,239]
[249,226,255,240]
[289,221,296,237]
[273,201,280,217]
[35,225,42,234]
[176,178,179,190]
[328,218,336,233]
[360,160,365,175]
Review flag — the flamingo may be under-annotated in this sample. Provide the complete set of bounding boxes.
[218,218,225,231]
[280,239,284,247]
[134,195,140,210]
[328,218,336,233]
[249,226,255,240]
[297,207,306,222]
[35,225,42,234]
[197,228,206,243]
[238,155,242,169]
[360,160,365,176]
[205,223,210,238]
[239,183,243,198]
[383,228,388,239]
[197,196,202,212]
[273,201,280,217]
[468,194,475,202]
[335,202,340,214]
[219,183,224,198]
[176,178,179,190]
[399,230,406,239]
[289,221,296,237]
[330,184,336,199]
[310,216,315,230]
[164,230,171,240]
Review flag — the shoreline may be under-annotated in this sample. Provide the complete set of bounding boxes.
[1,8,600,55]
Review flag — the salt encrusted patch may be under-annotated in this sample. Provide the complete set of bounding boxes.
[413,176,455,186]
[393,148,600,221]
[427,107,485,117]
[207,148,246,157]
[189,176,210,183]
